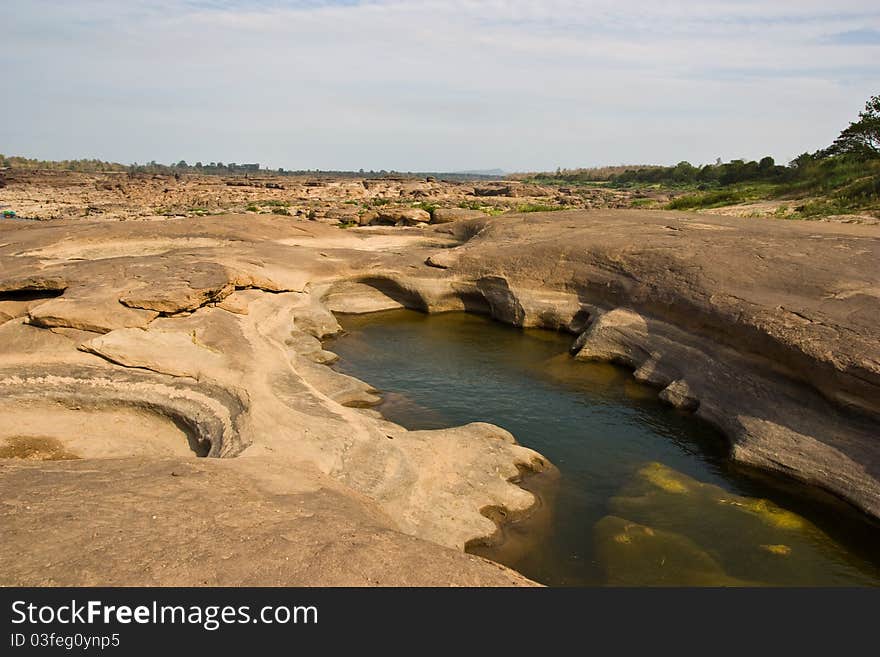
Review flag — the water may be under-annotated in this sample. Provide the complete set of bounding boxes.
[329,310,880,586]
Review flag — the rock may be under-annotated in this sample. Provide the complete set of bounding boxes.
[322,282,405,314]
[0,456,536,586]
[425,252,457,269]
[571,307,880,517]
[1,203,879,586]
[431,208,486,223]
[594,515,755,586]
[373,207,431,226]
[473,184,511,197]
[357,210,379,226]
[440,211,880,519]
[658,379,700,411]
[596,462,871,585]
[120,262,235,313]
[473,183,553,197]
[0,276,67,294]
[28,298,159,333]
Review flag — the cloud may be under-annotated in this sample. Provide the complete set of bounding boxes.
[824,28,880,45]
[1,0,878,170]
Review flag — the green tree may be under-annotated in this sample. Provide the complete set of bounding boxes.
[827,94,880,158]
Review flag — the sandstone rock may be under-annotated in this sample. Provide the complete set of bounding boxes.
[0,456,535,586]
[322,281,405,314]
[120,261,235,313]
[473,183,552,197]
[373,207,431,226]
[28,298,159,333]
[431,208,486,223]
[1,203,879,586]
[658,379,700,411]
[594,515,755,586]
[357,210,378,226]
[572,308,880,517]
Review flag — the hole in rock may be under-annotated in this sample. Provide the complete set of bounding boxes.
[0,401,211,460]
[0,288,65,302]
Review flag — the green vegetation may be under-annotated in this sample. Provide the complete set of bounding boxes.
[457,200,506,216]
[526,165,659,184]
[413,201,438,216]
[256,199,290,207]
[245,204,260,212]
[514,203,568,213]
[272,207,291,215]
[629,198,660,208]
[667,184,776,210]
[0,155,127,172]
[529,94,880,219]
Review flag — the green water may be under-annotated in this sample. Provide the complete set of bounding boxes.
[330,310,880,586]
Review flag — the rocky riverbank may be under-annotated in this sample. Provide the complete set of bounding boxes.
[0,205,877,585]
[0,169,634,224]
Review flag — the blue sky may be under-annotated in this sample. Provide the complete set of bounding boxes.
[1,0,878,171]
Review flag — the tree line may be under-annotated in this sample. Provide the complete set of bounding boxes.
[534,93,880,189]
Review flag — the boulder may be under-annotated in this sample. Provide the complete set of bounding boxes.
[431,208,486,224]
[357,210,379,226]
[473,183,553,198]
[373,207,431,226]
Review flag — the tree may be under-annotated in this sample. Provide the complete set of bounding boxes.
[758,156,775,170]
[827,94,880,158]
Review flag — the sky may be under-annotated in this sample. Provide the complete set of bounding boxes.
[2,0,878,172]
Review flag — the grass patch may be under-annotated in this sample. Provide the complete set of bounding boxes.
[666,184,775,210]
[457,200,506,215]
[514,203,568,213]
[245,204,260,212]
[254,199,290,207]
[413,201,438,216]
[629,198,660,208]
[272,207,291,216]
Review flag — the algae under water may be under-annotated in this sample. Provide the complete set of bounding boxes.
[330,310,880,586]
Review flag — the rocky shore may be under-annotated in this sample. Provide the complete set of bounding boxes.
[1,192,877,584]
[0,170,634,224]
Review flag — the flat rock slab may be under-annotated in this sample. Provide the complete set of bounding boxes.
[0,209,878,586]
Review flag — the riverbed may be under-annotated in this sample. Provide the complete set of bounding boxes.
[330,309,880,586]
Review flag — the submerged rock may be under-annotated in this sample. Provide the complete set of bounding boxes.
[599,462,878,586]
[595,515,755,586]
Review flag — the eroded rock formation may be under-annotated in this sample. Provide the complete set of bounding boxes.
[1,207,878,585]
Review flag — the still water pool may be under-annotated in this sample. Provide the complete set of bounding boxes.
[330,310,880,586]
